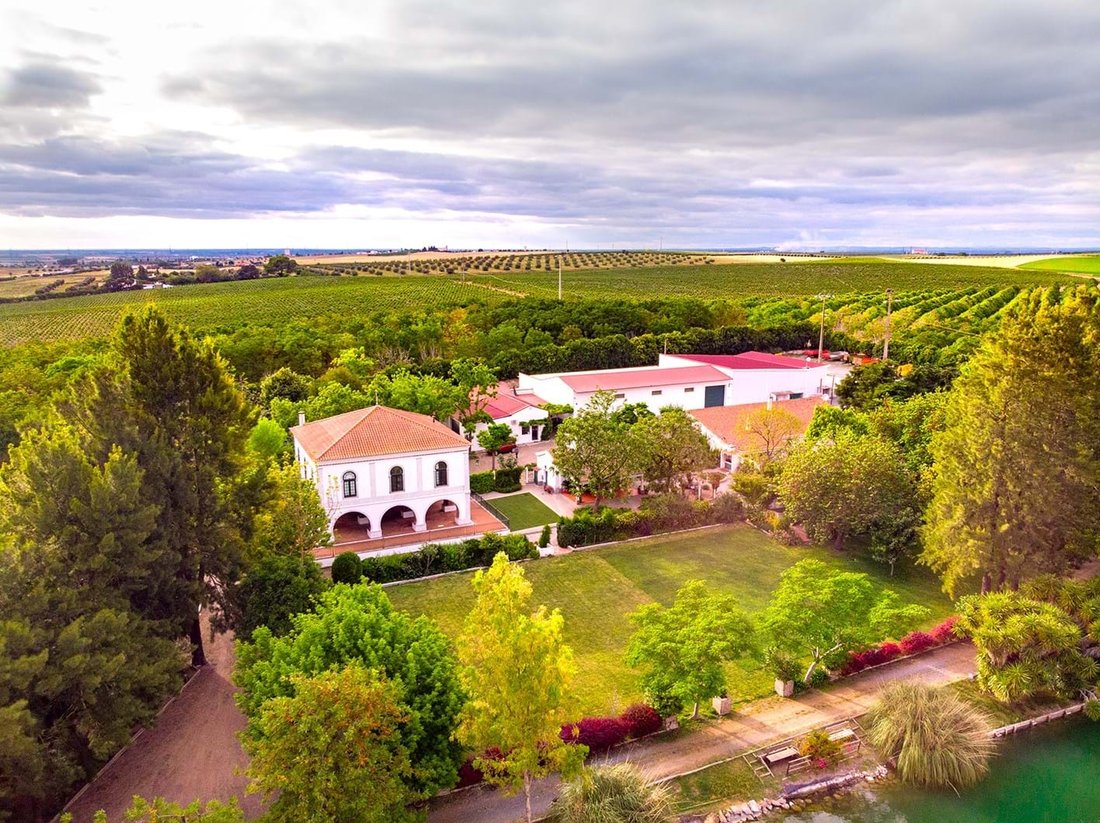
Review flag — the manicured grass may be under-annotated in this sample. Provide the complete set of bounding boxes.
[386,525,955,717]
[1020,255,1100,276]
[483,492,558,531]
[672,758,765,812]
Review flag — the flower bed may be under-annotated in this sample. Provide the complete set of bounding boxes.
[837,616,959,676]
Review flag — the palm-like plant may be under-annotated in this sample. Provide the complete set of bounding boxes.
[865,682,995,789]
[549,763,675,823]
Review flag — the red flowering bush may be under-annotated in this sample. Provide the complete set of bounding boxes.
[560,716,628,751]
[931,615,960,644]
[456,758,484,788]
[899,631,935,655]
[619,703,662,739]
[878,641,903,661]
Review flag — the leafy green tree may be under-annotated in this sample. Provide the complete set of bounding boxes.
[779,432,916,550]
[365,369,466,420]
[271,381,370,430]
[245,665,415,823]
[956,590,1098,702]
[761,559,927,683]
[457,554,585,823]
[805,405,870,442]
[451,358,498,432]
[104,261,134,289]
[740,405,803,466]
[625,580,756,719]
[236,263,261,280]
[246,417,287,460]
[477,422,516,470]
[550,763,674,823]
[610,402,654,426]
[553,390,640,507]
[234,584,464,801]
[633,407,714,491]
[867,392,946,474]
[259,366,312,411]
[86,796,245,822]
[923,291,1100,595]
[249,462,331,560]
[865,682,994,789]
[263,254,298,276]
[232,555,328,641]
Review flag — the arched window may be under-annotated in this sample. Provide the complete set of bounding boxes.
[434,461,448,487]
[390,466,404,493]
[342,471,357,498]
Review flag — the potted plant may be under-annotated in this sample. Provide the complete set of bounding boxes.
[711,693,732,716]
[765,647,800,698]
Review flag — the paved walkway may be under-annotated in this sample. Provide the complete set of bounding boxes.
[428,642,976,823]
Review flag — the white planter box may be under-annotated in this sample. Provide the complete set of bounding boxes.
[775,679,795,698]
[712,695,732,716]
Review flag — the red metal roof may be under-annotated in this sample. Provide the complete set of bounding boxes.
[559,364,728,393]
[676,351,812,370]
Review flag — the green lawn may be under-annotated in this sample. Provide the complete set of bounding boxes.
[672,758,765,813]
[386,525,954,717]
[1020,255,1100,276]
[483,492,559,531]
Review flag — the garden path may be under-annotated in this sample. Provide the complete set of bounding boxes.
[427,641,976,823]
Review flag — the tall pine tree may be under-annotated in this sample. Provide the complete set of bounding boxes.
[922,287,1100,595]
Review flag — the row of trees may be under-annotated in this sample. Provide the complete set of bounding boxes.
[552,391,715,506]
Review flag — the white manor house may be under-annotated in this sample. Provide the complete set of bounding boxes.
[291,405,475,543]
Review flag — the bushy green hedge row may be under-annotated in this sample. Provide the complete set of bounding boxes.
[330,532,538,585]
[556,493,744,548]
[471,466,523,494]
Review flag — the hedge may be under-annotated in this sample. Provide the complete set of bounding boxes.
[357,532,538,584]
[556,492,745,548]
[330,551,363,584]
[470,471,495,494]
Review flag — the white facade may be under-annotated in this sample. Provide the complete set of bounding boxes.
[658,354,830,404]
[467,404,548,451]
[293,441,472,540]
[516,366,731,415]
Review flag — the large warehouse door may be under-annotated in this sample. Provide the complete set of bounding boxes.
[704,385,725,407]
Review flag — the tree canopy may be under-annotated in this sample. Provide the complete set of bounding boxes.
[457,554,584,823]
[633,407,714,491]
[626,580,756,718]
[761,559,927,682]
[553,390,640,506]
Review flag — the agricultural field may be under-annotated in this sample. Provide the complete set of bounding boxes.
[0,271,106,300]
[0,256,1075,348]
[386,525,954,717]
[305,250,714,276]
[1019,255,1100,276]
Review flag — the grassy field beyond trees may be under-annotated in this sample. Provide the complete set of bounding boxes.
[387,525,954,716]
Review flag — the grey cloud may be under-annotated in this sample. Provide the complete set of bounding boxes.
[1,62,101,108]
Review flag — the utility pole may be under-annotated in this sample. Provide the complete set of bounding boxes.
[558,256,563,301]
[817,293,830,363]
[882,288,894,361]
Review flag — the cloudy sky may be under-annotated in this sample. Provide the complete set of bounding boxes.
[1,1,1098,250]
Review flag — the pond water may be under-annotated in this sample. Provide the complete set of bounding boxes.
[781,717,1100,823]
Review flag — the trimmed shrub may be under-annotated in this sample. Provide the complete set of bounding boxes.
[619,703,662,739]
[358,533,537,584]
[538,524,551,548]
[709,493,745,523]
[560,716,629,752]
[330,551,362,584]
[493,466,523,492]
[899,631,936,655]
[470,471,495,494]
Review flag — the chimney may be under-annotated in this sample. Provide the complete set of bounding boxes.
[767,394,774,411]
[298,410,306,426]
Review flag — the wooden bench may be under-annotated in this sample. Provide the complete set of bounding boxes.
[828,728,855,743]
[763,746,799,765]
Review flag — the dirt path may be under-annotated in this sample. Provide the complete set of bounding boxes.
[428,642,976,823]
[62,620,263,822]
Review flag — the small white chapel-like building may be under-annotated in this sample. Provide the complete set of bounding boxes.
[291,405,473,541]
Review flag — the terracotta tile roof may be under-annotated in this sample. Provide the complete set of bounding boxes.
[291,405,470,461]
[558,364,729,393]
[690,396,824,453]
[677,351,814,370]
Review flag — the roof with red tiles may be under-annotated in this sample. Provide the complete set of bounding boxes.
[474,382,547,420]
[689,396,824,452]
[557,364,729,393]
[291,405,470,462]
[676,351,817,370]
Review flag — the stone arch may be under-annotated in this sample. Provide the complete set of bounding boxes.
[332,510,370,543]
[380,503,419,535]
